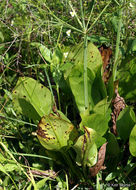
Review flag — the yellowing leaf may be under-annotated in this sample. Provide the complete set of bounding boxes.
[73,127,97,167]
[12,77,53,121]
[37,114,78,151]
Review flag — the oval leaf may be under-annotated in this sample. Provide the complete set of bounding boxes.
[73,127,98,167]
[12,77,53,121]
[37,114,78,151]
[117,107,135,141]
[68,64,95,113]
[81,112,110,136]
[65,42,103,74]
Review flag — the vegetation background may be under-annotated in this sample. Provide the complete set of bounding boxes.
[0,0,136,189]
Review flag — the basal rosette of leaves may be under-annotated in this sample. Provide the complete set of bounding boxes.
[12,75,107,172]
[12,42,123,180]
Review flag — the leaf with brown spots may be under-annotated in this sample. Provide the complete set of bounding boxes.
[12,77,53,121]
[73,127,98,167]
[89,142,107,176]
[37,114,78,151]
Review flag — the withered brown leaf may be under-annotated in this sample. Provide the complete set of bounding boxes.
[99,45,112,84]
[111,81,126,135]
[89,143,107,177]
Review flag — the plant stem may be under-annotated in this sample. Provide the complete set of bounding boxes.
[113,7,122,81]
[44,67,57,108]
[39,51,57,108]
[86,0,95,30]
[83,34,89,111]
[80,0,85,29]
[56,25,63,48]
[56,83,61,110]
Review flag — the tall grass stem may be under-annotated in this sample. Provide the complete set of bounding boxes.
[113,7,122,81]
[83,34,89,111]
[80,0,85,29]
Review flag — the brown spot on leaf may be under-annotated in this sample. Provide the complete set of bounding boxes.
[84,127,90,139]
[37,126,47,139]
[52,104,60,117]
[89,143,107,177]
[41,85,43,88]
[23,95,26,98]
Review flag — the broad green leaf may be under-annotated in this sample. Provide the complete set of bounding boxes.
[52,47,63,65]
[81,111,110,136]
[93,98,110,115]
[37,114,78,151]
[60,62,73,80]
[129,125,136,157]
[106,133,120,156]
[118,56,136,102]
[65,42,102,74]
[105,132,120,171]
[68,64,95,113]
[12,77,53,121]
[117,107,135,141]
[73,127,97,167]
[68,65,107,115]
[61,42,105,115]
[79,124,106,148]
[91,67,107,105]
